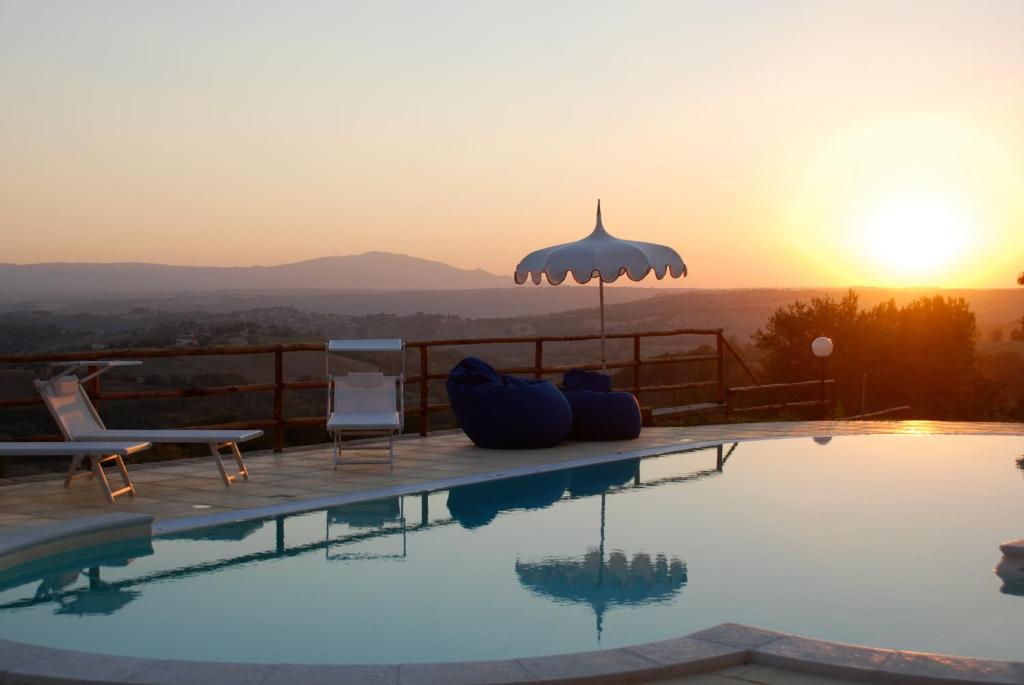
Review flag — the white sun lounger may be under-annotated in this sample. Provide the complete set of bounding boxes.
[327,372,402,469]
[0,441,151,503]
[34,362,262,487]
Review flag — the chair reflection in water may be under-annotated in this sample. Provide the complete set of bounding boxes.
[326,498,407,560]
[26,541,155,617]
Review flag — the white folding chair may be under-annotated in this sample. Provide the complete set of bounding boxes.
[327,372,401,469]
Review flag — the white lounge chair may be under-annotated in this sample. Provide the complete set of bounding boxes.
[34,361,262,487]
[327,372,402,469]
[0,441,151,503]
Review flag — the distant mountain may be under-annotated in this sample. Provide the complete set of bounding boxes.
[0,252,510,298]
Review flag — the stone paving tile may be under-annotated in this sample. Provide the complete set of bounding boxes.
[0,420,1020,529]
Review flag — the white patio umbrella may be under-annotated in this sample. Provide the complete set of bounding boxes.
[514,201,687,368]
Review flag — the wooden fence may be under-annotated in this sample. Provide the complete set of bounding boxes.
[0,328,832,451]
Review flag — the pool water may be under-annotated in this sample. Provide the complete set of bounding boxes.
[1,434,1022,664]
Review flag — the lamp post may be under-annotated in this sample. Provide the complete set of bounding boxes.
[812,336,834,420]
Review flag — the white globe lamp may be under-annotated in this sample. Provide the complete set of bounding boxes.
[812,336,834,359]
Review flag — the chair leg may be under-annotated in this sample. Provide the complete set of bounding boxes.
[333,432,395,468]
[230,442,249,480]
[210,442,248,486]
[210,442,232,486]
[90,457,115,504]
[89,454,135,504]
[112,454,136,498]
[65,454,85,488]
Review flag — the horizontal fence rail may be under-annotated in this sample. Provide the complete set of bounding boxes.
[726,379,835,417]
[0,329,832,450]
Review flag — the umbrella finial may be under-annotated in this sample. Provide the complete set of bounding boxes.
[593,199,607,236]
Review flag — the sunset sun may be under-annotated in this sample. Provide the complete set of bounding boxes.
[862,197,968,275]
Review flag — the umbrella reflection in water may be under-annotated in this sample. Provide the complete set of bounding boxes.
[516,459,687,643]
[995,556,1024,597]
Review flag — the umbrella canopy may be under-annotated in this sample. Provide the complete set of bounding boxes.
[514,201,686,366]
[514,201,687,286]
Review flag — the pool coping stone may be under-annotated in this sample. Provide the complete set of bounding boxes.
[1,626,1022,684]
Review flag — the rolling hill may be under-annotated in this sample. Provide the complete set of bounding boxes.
[0,252,510,298]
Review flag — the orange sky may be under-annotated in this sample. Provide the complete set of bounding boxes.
[1,2,1022,288]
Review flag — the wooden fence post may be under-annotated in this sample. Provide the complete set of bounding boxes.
[86,365,101,413]
[534,340,543,379]
[419,345,429,437]
[632,335,641,395]
[273,349,284,452]
[715,332,726,406]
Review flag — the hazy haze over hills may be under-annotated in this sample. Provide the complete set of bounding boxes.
[0,252,510,298]
[1,253,1020,341]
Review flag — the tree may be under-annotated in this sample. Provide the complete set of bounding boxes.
[752,289,861,384]
[753,291,983,419]
[1018,273,1024,335]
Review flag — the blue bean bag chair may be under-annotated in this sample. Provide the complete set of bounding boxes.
[446,357,573,449]
[561,369,642,441]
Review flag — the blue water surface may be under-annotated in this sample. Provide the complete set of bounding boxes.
[0,434,1022,664]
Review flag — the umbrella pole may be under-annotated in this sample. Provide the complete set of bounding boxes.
[597,491,606,645]
[599,279,606,370]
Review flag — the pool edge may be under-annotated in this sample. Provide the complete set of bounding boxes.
[1,624,1023,684]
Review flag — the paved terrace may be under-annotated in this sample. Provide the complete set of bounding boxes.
[2,420,1022,534]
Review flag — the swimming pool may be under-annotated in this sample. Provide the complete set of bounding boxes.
[0,433,1022,664]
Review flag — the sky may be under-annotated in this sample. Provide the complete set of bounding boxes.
[1,0,1023,288]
